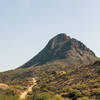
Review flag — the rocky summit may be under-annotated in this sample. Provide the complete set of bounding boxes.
[21,33,96,68]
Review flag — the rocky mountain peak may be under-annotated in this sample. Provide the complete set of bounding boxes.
[52,33,71,42]
[46,33,71,49]
[21,33,96,68]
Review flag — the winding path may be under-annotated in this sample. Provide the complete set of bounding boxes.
[19,78,37,99]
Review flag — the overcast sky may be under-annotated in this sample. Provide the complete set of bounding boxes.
[0,0,100,72]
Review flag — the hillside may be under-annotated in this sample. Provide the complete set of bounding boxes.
[0,60,100,100]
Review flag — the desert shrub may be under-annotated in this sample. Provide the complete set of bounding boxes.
[31,92,51,100]
[0,94,18,100]
[92,82,100,88]
[85,73,93,78]
[72,83,88,90]
[47,85,55,91]
[67,88,82,99]
[0,88,19,100]
[3,89,16,96]
[53,95,64,100]
[82,90,91,97]
[54,95,71,100]
[77,97,95,100]
[62,87,82,99]
[91,88,100,99]
[27,93,71,100]
[64,98,71,100]
[41,84,47,88]
[62,87,73,92]
[92,88,100,95]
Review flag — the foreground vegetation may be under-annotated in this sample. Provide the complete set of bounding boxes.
[0,95,18,100]
[0,92,97,100]
[0,60,100,100]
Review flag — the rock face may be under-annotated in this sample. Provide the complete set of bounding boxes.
[21,33,96,68]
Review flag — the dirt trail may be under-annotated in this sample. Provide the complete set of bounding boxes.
[19,78,37,100]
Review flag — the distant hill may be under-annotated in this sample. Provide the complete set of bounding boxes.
[21,33,96,68]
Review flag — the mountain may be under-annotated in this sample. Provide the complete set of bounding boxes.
[21,33,96,68]
[0,33,100,100]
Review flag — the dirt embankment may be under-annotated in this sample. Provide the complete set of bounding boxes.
[0,83,9,90]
